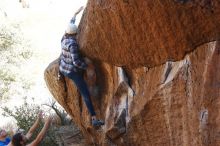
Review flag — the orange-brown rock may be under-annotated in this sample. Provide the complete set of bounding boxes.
[45,0,220,145]
[78,0,220,68]
[45,41,220,146]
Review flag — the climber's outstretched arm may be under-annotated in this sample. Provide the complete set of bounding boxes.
[73,6,84,18]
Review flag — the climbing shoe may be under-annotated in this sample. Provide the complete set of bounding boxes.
[92,119,105,127]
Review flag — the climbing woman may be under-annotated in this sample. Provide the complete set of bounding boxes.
[58,6,104,127]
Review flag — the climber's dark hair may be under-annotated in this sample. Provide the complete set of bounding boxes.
[12,133,23,146]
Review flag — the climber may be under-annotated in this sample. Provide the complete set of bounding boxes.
[0,129,11,146]
[58,6,104,127]
[8,111,52,146]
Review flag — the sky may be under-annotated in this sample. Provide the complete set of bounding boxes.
[0,0,88,128]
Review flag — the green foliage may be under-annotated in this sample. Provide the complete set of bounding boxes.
[0,68,16,100]
[0,22,33,63]
[0,25,16,49]
[2,98,58,146]
[0,23,21,52]
[0,21,33,100]
[2,100,40,132]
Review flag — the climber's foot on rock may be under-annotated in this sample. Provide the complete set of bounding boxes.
[92,119,105,127]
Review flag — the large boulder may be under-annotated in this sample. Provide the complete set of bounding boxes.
[45,42,220,145]
[78,0,220,68]
[45,0,220,145]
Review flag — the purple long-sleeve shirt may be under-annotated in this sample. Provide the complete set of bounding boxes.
[59,17,87,74]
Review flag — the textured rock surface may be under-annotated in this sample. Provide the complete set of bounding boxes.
[45,41,220,146]
[45,0,220,145]
[55,125,85,146]
[78,0,220,68]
